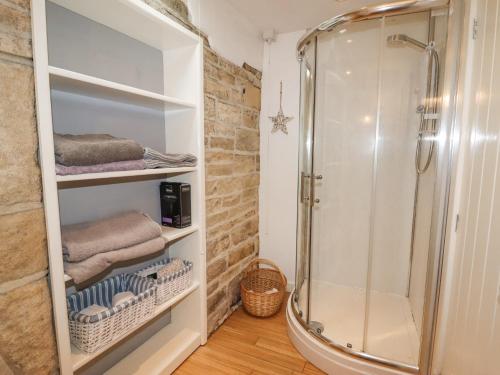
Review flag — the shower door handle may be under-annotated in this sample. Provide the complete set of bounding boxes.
[311,174,322,207]
[300,172,310,203]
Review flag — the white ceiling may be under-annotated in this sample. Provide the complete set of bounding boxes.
[226,0,382,34]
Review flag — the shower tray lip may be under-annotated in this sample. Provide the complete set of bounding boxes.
[287,293,419,374]
[296,0,449,59]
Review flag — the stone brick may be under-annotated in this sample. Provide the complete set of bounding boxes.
[242,84,261,110]
[205,78,231,101]
[236,128,259,152]
[207,209,229,228]
[228,204,257,224]
[207,257,227,283]
[207,279,219,296]
[0,208,47,284]
[238,173,260,189]
[207,288,226,313]
[207,300,228,334]
[0,278,58,375]
[228,272,244,306]
[205,120,235,138]
[228,241,255,267]
[204,95,216,120]
[204,61,218,78]
[0,60,42,206]
[242,108,260,129]
[206,177,241,197]
[234,154,256,174]
[222,194,240,208]
[241,187,259,202]
[206,197,222,213]
[204,47,219,66]
[205,151,234,164]
[217,101,241,126]
[210,137,234,151]
[207,220,232,242]
[217,67,236,85]
[231,217,259,246]
[0,3,32,58]
[207,234,231,262]
[206,163,233,177]
[218,56,239,76]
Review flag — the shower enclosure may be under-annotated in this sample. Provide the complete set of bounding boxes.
[289,0,461,373]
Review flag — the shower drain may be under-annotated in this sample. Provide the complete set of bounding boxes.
[309,321,325,335]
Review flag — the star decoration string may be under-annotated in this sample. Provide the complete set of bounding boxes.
[269,81,293,135]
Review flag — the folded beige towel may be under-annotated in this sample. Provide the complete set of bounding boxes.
[62,211,162,262]
[64,237,166,283]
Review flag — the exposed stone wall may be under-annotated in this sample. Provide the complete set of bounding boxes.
[0,1,58,374]
[204,47,261,333]
[143,0,262,334]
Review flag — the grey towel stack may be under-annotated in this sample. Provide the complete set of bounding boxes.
[53,133,146,175]
[62,211,166,283]
[143,147,197,169]
[54,133,145,166]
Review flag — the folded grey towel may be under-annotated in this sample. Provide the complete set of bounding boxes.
[64,237,166,283]
[143,147,197,169]
[54,133,144,166]
[62,211,162,262]
[55,159,146,176]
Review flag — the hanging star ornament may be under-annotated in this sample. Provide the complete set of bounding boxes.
[269,81,293,135]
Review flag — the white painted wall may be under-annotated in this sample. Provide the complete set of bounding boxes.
[434,0,500,374]
[189,0,263,69]
[259,30,304,287]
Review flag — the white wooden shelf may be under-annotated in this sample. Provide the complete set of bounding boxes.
[34,0,206,373]
[49,66,196,111]
[105,328,200,375]
[71,282,200,371]
[161,225,199,242]
[56,167,196,184]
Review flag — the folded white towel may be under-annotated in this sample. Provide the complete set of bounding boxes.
[112,291,135,307]
[79,304,108,316]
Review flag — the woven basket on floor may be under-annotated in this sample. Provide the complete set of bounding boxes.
[240,258,287,317]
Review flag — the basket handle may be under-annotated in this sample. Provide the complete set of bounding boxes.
[245,258,287,287]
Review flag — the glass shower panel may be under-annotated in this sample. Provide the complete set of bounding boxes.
[294,42,316,322]
[308,19,382,351]
[365,11,448,366]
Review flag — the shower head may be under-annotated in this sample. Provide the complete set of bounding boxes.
[386,34,428,50]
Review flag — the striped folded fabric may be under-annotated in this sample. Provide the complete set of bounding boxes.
[143,147,197,169]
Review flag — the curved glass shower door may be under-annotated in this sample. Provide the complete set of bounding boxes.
[293,8,449,370]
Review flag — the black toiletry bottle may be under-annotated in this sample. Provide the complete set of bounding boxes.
[160,182,191,228]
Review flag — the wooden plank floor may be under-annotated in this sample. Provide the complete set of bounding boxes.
[174,298,326,375]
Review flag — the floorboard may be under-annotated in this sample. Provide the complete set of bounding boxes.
[174,296,326,375]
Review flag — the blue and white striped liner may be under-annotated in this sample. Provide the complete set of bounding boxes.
[135,258,193,284]
[67,274,156,324]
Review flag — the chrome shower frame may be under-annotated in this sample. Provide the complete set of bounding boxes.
[292,0,464,373]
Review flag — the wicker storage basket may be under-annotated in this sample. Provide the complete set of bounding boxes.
[240,258,287,317]
[66,274,156,353]
[135,258,193,305]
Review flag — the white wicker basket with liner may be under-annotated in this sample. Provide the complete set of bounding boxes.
[135,258,193,305]
[66,274,156,353]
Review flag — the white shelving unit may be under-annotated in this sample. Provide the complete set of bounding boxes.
[31,1,207,374]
